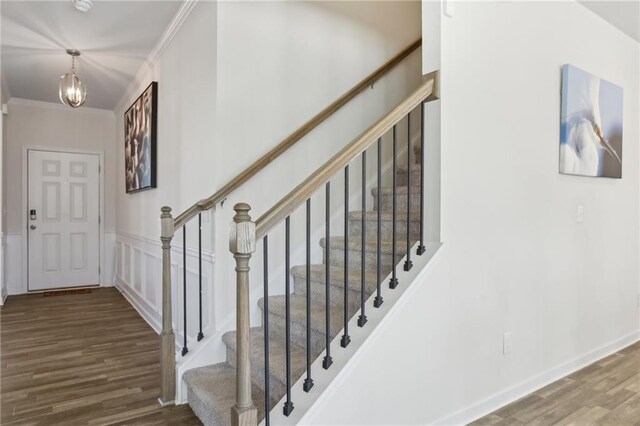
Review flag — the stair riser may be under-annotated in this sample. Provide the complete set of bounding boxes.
[268,312,326,358]
[292,273,371,308]
[225,345,289,406]
[265,304,361,355]
[397,167,422,187]
[349,216,420,240]
[323,247,403,272]
[187,387,224,426]
[373,191,422,212]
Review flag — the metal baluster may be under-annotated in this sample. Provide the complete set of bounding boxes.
[263,236,271,425]
[303,199,314,392]
[341,166,351,348]
[357,151,368,327]
[389,125,398,289]
[323,182,333,369]
[417,101,426,255]
[182,226,188,356]
[197,213,204,341]
[283,217,294,416]
[404,112,413,272]
[374,138,383,308]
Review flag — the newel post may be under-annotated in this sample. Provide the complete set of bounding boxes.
[159,206,176,406]
[229,203,258,426]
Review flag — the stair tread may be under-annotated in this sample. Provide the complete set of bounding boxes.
[348,210,420,221]
[290,264,378,292]
[259,294,355,338]
[222,327,311,389]
[183,363,266,426]
[372,185,421,195]
[320,236,412,254]
[396,163,422,172]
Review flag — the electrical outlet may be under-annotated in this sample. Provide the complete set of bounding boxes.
[576,205,584,223]
[503,332,512,355]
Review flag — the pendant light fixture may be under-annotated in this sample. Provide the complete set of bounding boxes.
[59,49,87,108]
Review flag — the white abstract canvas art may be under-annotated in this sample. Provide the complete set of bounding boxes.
[559,64,623,178]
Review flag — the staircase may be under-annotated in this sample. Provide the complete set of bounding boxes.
[155,37,438,425]
[183,143,424,425]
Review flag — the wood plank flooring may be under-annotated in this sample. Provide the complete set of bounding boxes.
[0,287,201,425]
[472,341,640,426]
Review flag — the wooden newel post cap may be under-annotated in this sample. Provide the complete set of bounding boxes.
[232,203,251,223]
[229,203,256,254]
[160,206,174,239]
[161,206,172,217]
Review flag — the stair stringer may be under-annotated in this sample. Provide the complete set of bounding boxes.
[264,241,443,426]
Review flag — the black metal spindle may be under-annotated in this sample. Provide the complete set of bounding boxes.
[404,113,413,272]
[389,125,398,289]
[374,138,383,308]
[263,236,271,425]
[182,226,188,356]
[283,217,294,416]
[303,199,314,392]
[323,182,333,369]
[357,151,368,327]
[341,166,351,348]
[197,213,204,341]
[417,102,426,255]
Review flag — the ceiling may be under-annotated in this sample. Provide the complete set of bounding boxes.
[1,1,183,110]
[578,1,640,42]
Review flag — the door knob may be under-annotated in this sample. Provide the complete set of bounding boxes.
[30,225,37,230]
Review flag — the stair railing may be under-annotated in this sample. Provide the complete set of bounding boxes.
[158,39,423,407]
[229,71,439,424]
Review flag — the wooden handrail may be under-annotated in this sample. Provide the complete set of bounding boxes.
[255,71,439,240]
[173,38,422,229]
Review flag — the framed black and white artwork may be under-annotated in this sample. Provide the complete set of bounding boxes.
[125,81,157,193]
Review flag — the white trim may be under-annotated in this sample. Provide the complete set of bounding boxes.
[7,98,115,116]
[114,0,200,113]
[116,277,162,333]
[116,229,215,264]
[21,146,106,293]
[433,330,640,425]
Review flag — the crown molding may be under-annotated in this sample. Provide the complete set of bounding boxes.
[7,97,115,116]
[114,0,200,113]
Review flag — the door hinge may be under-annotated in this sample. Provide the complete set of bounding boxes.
[99,216,101,224]
[99,164,101,172]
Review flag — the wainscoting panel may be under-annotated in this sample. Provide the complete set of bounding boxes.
[114,231,215,349]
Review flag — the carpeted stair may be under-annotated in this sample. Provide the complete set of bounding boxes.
[183,147,422,425]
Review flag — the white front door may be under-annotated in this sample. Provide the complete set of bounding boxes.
[28,150,100,291]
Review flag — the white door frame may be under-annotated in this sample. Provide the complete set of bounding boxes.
[21,146,105,292]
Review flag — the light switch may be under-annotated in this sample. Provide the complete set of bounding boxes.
[577,205,584,223]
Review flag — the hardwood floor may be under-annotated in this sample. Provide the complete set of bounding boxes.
[0,287,201,425]
[472,341,640,426]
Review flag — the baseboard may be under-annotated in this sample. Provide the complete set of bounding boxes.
[433,330,640,425]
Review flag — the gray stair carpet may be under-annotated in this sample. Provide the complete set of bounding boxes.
[184,148,422,425]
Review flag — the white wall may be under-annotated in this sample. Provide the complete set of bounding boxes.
[111,1,423,389]
[212,0,423,338]
[0,78,5,304]
[113,1,217,343]
[3,99,116,294]
[303,2,640,424]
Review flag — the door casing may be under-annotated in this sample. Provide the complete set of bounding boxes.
[21,146,105,292]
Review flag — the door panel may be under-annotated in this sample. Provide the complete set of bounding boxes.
[28,150,100,290]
